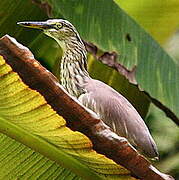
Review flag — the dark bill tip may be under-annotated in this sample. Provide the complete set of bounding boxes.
[17,21,51,30]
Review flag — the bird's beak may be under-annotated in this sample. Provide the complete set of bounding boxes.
[17,21,51,30]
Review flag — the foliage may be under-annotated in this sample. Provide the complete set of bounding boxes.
[0,134,82,180]
[115,0,179,44]
[0,0,178,179]
[47,0,179,123]
[0,54,132,179]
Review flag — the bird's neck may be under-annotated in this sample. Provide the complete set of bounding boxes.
[60,38,90,98]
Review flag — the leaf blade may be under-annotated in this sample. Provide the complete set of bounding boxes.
[48,0,179,123]
[0,37,134,179]
[0,134,82,180]
[0,35,172,180]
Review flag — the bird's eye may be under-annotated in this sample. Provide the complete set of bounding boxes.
[56,23,63,29]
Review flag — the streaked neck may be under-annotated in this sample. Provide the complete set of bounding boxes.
[60,37,90,97]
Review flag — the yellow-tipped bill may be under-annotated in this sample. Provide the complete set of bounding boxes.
[17,21,51,30]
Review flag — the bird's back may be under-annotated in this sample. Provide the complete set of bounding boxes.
[79,78,158,159]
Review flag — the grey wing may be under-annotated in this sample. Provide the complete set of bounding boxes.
[78,79,158,158]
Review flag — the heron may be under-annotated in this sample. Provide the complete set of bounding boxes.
[17,19,158,159]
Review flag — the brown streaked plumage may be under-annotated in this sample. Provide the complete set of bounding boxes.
[18,19,159,159]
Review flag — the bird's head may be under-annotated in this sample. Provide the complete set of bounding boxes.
[17,19,83,51]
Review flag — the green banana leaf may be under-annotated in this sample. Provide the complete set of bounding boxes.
[0,0,151,118]
[1,0,178,123]
[0,52,133,180]
[115,0,179,44]
[1,34,172,179]
[45,0,179,124]
[0,1,139,179]
[0,0,178,179]
[0,134,82,180]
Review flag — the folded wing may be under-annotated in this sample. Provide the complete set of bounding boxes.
[79,79,158,158]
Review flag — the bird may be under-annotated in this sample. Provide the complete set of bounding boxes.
[17,19,159,159]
